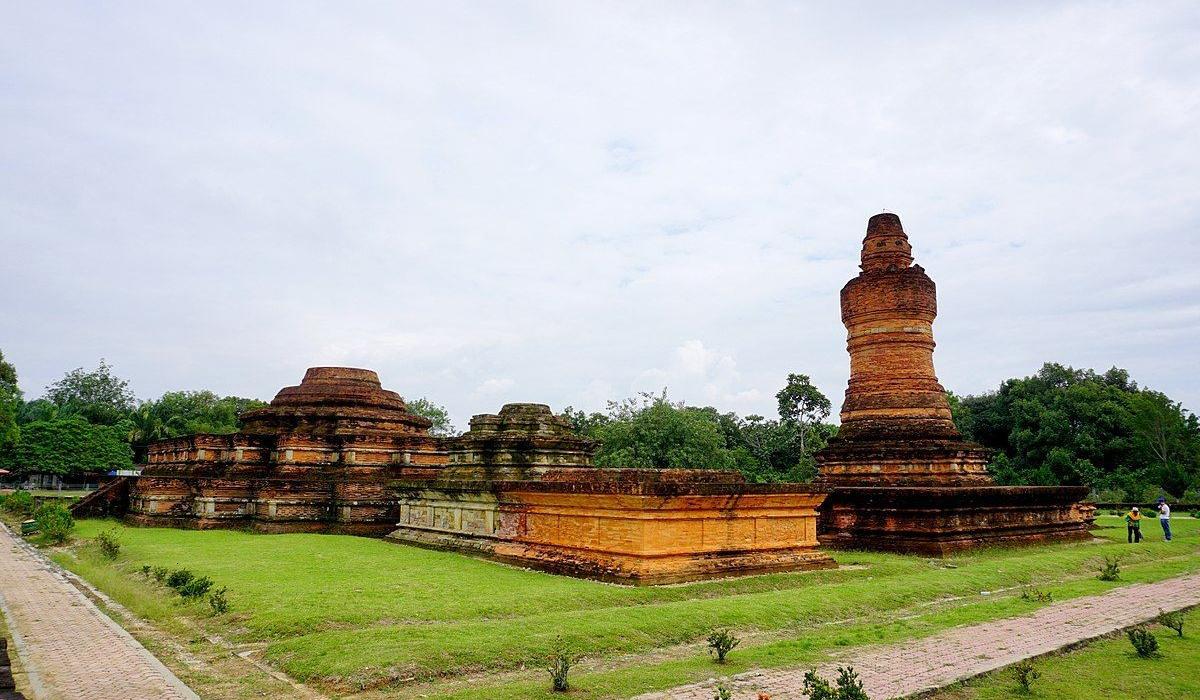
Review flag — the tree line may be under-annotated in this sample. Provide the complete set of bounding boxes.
[561,364,1199,498]
[952,363,1200,502]
[3,348,1197,498]
[0,352,268,478]
[562,373,836,483]
[0,351,456,480]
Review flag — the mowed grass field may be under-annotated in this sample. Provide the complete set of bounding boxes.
[55,515,1200,699]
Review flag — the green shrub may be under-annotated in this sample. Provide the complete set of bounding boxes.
[1013,659,1040,691]
[2,490,34,516]
[94,528,121,560]
[713,683,732,700]
[33,503,75,544]
[547,635,573,692]
[707,628,741,664]
[165,568,195,590]
[178,575,213,599]
[1019,588,1053,603]
[151,565,170,583]
[802,667,869,700]
[1127,627,1159,657]
[208,587,229,615]
[1157,609,1184,637]
[1098,555,1121,581]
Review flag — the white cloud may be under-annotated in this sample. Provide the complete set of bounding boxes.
[1,1,1197,429]
[474,378,516,396]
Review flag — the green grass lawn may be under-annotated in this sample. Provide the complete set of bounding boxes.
[54,516,1200,698]
[929,608,1200,699]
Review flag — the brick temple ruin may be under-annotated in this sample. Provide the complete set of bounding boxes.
[814,213,1092,554]
[77,211,1097,581]
[118,369,833,583]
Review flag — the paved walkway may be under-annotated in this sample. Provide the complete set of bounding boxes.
[0,524,197,700]
[637,573,1200,699]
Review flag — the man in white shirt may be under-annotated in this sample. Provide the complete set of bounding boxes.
[1157,497,1172,542]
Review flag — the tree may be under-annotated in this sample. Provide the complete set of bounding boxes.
[44,359,136,425]
[776,373,832,457]
[0,349,21,453]
[1128,390,1200,497]
[560,406,610,436]
[145,391,266,436]
[591,391,737,471]
[1,416,133,477]
[406,397,456,436]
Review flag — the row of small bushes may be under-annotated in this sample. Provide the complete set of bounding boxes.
[712,667,867,700]
[89,527,230,615]
[138,564,229,614]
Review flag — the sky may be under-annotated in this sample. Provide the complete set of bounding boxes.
[2,1,1198,431]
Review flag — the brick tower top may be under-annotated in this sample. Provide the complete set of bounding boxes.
[859,213,914,272]
[816,214,992,485]
[239,366,433,436]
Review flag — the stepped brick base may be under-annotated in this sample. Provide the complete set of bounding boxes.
[818,485,1094,556]
[388,469,835,584]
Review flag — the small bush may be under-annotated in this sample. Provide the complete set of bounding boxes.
[34,503,75,544]
[2,490,34,516]
[802,667,869,700]
[178,575,213,599]
[1019,588,1053,603]
[1157,609,1184,637]
[208,587,229,615]
[1012,659,1040,691]
[95,528,121,560]
[1127,627,1160,657]
[1098,555,1121,581]
[713,683,732,700]
[151,565,170,583]
[707,628,741,664]
[547,636,573,692]
[165,568,195,590]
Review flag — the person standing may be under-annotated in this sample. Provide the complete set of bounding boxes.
[1125,507,1143,543]
[1157,497,1172,541]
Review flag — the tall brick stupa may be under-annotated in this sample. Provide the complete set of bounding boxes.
[816,213,991,485]
[815,213,1093,555]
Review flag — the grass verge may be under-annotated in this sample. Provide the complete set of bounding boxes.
[52,516,1200,698]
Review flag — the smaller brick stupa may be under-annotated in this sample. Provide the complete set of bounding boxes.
[127,367,446,534]
[815,214,1092,555]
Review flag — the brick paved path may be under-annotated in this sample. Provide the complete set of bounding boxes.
[0,525,198,700]
[637,573,1200,699]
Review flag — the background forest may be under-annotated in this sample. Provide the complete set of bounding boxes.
[2,349,1197,502]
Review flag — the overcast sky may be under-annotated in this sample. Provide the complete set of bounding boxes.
[2,1,1198,430]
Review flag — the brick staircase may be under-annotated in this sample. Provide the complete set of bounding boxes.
[69,476,132,518]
